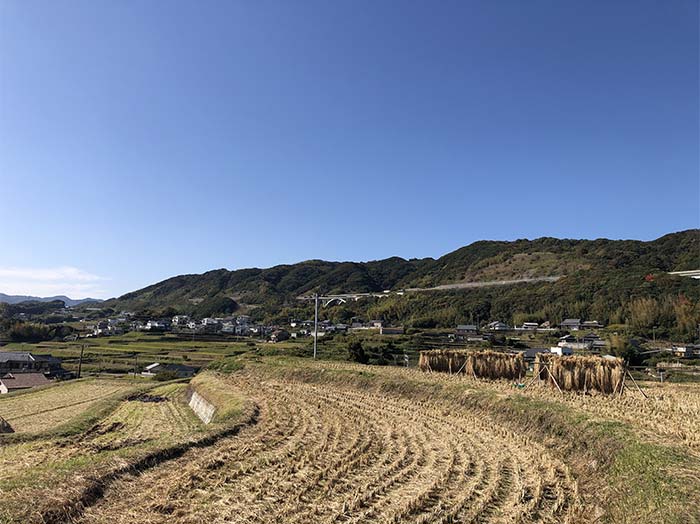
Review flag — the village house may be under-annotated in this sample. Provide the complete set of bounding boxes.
[521,322,539,331]
[560,319,582,331]
[172,315,191,327]
[220,321,237,334]
[486,321,509,331]
[144,320,170,332]
[581,320,604,329]
[0,372,50,394]
[455,324,479,336]
[550,346,574,356]
[515,347,550,361]
[663,345,700,358]
[558,335,591,351]
[270,329,290,343]
[581,332,608,350]
[236,315,252,325]
[0,352,67,378]
[234,324,251,336]
[93,320,110,336]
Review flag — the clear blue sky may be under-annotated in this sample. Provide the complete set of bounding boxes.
[1,0,698,298]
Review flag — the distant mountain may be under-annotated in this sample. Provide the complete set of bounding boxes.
[103,230,700,334]
[0,293,103,307]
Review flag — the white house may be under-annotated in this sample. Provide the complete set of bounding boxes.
[550,346,573,356]
[145,320,169,331]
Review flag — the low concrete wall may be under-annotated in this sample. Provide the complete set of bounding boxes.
[188,389,216,424]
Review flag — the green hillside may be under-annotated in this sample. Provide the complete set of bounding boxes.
[103,230,700,340]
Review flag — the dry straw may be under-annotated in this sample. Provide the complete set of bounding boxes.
[534,353,624,394]
[419,350,525,380]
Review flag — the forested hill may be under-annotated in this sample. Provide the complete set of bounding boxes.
[102,230,699,332]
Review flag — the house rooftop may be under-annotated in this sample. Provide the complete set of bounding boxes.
[0,373,50,389]
[0,352,34,363]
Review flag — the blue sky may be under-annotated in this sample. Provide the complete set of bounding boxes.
[1,0,698,298]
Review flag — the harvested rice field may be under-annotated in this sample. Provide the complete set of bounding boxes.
[1,357,699,524]
[0,378,140,434]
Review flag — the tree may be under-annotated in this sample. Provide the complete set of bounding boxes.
[672,295,699,341]
[347,340,369,364]
[7,322,51,342]
[627,297,659,335]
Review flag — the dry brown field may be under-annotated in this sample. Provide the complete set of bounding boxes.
[0,378,137,434]
[1,358,698,524]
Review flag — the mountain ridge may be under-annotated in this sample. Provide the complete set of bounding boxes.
[0,293,103,307]
[101,230,700,329]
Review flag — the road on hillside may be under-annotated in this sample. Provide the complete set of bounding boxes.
[298,275,563,301]
[405,275,562,292]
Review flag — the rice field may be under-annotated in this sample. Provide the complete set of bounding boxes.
[0,379,139,434]
[1,358,699,524]
[0,381,216,524]
[77,375,582,524]
[85,382,205,448]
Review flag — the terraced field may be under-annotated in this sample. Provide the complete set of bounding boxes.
[78,374,581,524]
[0,381,216,524]
[2,358,699,524]
[0,378,138,433]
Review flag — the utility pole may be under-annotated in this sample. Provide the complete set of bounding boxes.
[77,344,85,379]
[313,293,319,359]
[297,292,350,360]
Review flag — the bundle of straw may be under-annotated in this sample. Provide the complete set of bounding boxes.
[419,350,525,380]
[534,354,624,394]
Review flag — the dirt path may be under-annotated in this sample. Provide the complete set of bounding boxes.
[78,375,581,524]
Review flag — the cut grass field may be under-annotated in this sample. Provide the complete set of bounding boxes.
[1,353,698,523]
